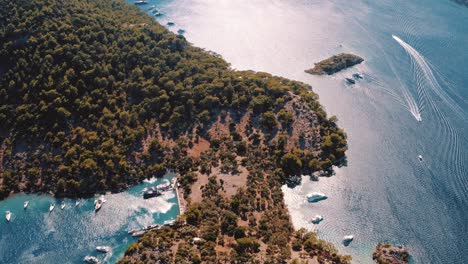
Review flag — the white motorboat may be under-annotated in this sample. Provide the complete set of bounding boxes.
[131,230,146,237]
[96,246,111,253]
[49,203,55,212]
[94,195,105,212]
[343,235,354,243]
[311,215,323,224]
[418,155,423,161]
[24,201,29,209]
[306,192,327,203]
[61,202,66,209]
[83,256,100,264]
[75,200,81,207]
[5,211,11,222]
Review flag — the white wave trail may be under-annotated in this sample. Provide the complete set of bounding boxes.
[392,35,467,122]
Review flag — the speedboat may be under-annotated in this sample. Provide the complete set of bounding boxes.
[83,256,100,264]
[5,211,11,222]
[418,155,423,161]
[49,203,55,212]
[306,192,327,203]
[96,246,111,253]
[343,235,354,243]
[24,201,29,209]
[61,202,66,209]
[167,22,175,26]
[311,215,323,224]
[75,200,81,207]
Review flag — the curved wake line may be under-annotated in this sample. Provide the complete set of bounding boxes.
[392,35,467,122]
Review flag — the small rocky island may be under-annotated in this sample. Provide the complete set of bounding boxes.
[305,53,364,75]
[373,243,409,264]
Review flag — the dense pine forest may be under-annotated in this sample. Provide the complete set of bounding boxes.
[0,0,349,262]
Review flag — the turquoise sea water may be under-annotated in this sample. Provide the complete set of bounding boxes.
[132,0,468,263]
[0,174,179,263]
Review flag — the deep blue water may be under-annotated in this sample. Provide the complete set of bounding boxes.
[0,174,179,263]
[132,0,468,263]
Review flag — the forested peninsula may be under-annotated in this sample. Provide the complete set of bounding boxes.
[0,0,349,262]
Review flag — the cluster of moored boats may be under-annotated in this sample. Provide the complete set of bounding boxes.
[83,246,112,264]
[306,191,354,244]
[5,195,107,222]
[143,178,177,199]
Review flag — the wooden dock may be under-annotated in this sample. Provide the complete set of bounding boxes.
[173,177,186,215]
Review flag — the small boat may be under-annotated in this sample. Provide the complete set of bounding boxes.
[145,224,160,231]
[167,22,175,26]
[49,203,55,212]
[306,192,327,203]
[311,215,323,224]
[96,246,111,253]
[131,230,146,237]
[163,219,175,226]
[24,201,29,209]
[75,200,81,207]
[345,78,356,84]
[343,235,354,243]
[94,195,106,212]
[94,199,103,212]
[134,0,148,5]
[5,211,11,222]
[352,73,363,79]
[61,202,66,209]
[127,228,142,235]
[156,182,171,192]
[177,29,186,35]
[143,187,161,199]
[418,155,423,161]
[155,12,163,17]
[83,256,101,264]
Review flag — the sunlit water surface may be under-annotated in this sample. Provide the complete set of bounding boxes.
[0,174,179,263]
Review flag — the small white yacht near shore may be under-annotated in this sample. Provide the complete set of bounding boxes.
[96,246,111,253]
[418,155,423,161]
[5,211,12,222]
[94,195,106,212]
[24,201,29,209]
[83,255,100,264]
[61,202,66,209]
[49,203,55,212]
[306,192,327,203]
[76,200,81,207]
[343,235,354,244]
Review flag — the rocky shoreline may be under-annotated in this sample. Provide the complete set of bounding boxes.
[373,243,409,264]
[305,53,364,75]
